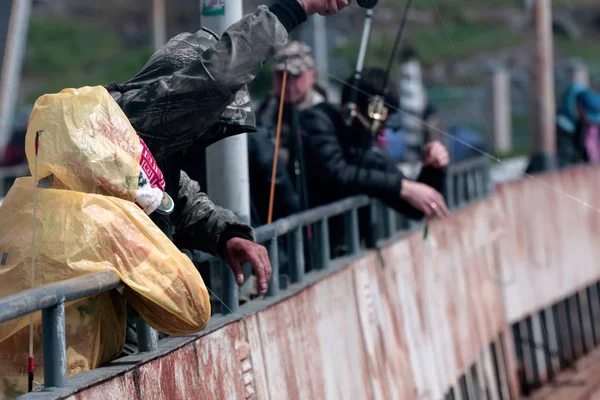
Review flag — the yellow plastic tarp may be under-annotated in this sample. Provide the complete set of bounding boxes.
[0,86,210,399]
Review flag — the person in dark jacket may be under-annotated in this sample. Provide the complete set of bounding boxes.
[249,40,326,226]
[300,67,450,255]
[106,0,349,296]
[556,83,600,169]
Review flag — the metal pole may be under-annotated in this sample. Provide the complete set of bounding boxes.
[202,0,250,305]
[203,0,249,225]
[487,63,512,154]
[312,15,328,89]
[0,0,32,158]
[42,302,67,388]
[152,0,167,51]
[136,318,158,352]
[266,237,280,296]
[528,0,557,172]
[0,0,13,79]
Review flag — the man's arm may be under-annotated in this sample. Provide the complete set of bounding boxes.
[113,2,305,139]
[174,171,254,258]
[301,106,425,218]
[174,171,272,295]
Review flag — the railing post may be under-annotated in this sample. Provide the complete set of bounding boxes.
[266,237,280,297]
[475,168,485,199]
[385,207,396,238]
[366,202,378,249]
[316,218,330,269]
[467,170,477,202]
[137,318,158,352]
[484,158,494,195]
[444,171,454,210]
[457,173,466,207]
[42,302,67,389]
[222,260,239,314]
[345,208,360,255]
[289,228,305,283]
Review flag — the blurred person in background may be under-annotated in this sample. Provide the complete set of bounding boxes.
[383,45,442,175]
[556,83,600,169]
[249,41,328,278]
[300,67,450,256]
[249,40,327,225]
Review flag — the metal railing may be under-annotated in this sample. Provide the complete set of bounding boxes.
[0,156,492,394]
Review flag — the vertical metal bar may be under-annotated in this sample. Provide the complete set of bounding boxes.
[459,375,470,400]
[457,173,466,207]
[475,169,485,199]
[367,202,378,249]
[490,339,509,400]
[445,171,455,209]
[316,218,330,270]
[482,345,501,400]
[452,383,464,400]
[525,317,540,388]
[267,237,280,297]
[577,290,594,354]
[289,228,305,283]
[466,170,476,203]
[474,361,489,400]
[553,302,570,368]
[222,260,239,314]
[588,285,600,346]
[531,313,549,385]
[483,158,493,195]
[0,0,33,156]
[587,286,597,347]
[385,207,396,237]
[465,365,478,399]
[137,318,158,352]
[568,295,584,359]
[345,208,360,255]
[540,308,560,379]
[42,302,67,388]
[208,258,223,314]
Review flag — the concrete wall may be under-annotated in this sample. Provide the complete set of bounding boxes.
[48,166,600,400]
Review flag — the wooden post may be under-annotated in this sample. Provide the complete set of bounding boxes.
[487,63,512,154]
[152,0,167,51]
[527,0,557,173]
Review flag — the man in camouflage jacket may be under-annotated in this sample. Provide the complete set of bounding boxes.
[106,0,349,295]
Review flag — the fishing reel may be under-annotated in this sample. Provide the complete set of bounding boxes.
[367,94,388,134]
[344,93,389,137]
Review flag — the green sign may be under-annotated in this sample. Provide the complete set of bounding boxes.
[202,0,225,16]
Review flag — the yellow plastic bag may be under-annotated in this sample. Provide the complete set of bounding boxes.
[0,86,211,399]
[24,86,141,200]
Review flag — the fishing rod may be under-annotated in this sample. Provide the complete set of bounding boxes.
[368,0,414,136]
[28,130,43,392]
[344,0,378,128]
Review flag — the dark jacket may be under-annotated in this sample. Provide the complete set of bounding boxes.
[248,127,301,226]
[300,102,445,218]
[557,121,590,168]
[107,2,307,257]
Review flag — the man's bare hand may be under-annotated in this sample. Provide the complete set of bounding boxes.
[297,0,350,16]
[223,238,272,296]
[423,140,449,168]
[400,180,450,219]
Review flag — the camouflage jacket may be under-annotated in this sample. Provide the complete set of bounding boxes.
[107,3,304,257]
